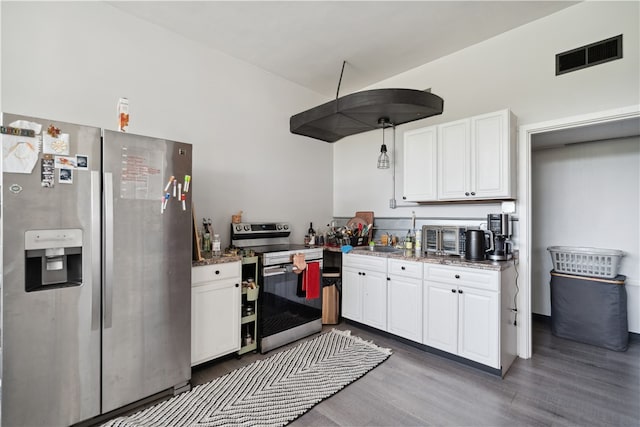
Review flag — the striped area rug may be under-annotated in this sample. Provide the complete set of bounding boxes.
[103,329,391,427]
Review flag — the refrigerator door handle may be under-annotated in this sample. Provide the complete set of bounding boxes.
[104,171,114,329]
[91,171,101,330]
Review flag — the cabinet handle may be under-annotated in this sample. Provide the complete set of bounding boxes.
[401,266,406,270]
[470,192,476,196]
[458,289,463,294]
[362,272,366,276]
[403,196,407,200]
[451,289,456,293]
[387,277,391,281]
[215,270,220,275]
[235,283,239,287]
[465,192,470,196]
[455,274,460,279]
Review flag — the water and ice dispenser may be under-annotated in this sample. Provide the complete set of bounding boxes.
[25,229,83,292]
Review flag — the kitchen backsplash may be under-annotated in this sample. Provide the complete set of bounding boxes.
[333,215,519,249]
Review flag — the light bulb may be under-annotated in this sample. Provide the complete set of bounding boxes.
[377,144,390,169]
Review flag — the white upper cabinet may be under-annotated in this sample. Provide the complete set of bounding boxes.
[437,119,471,200]
[403,126,438,202]
[404,109,517,202]
[470,110,516,199]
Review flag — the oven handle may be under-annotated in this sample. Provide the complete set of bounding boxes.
[263,259,323,277]
[263,265,292,276]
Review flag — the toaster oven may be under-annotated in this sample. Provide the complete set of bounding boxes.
[422,225,473,256]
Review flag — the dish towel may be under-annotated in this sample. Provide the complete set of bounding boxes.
[302,261,321,300]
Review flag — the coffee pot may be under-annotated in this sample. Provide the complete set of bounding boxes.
[487,213,513,261]
[464,229,494,261]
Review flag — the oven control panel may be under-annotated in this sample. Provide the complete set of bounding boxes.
[231,222,290,236]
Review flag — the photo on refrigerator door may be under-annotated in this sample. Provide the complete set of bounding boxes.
[59,167,73,184]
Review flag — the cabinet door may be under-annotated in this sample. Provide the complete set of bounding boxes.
[403,126,438,202]
[423,281,458,353]
[191,279,241,365]
[471,110,511,199]
[388,276,422,342]
[362,270,388,331]
[438,119,471,200]
[457,285,499,368]
[341,267,363,322]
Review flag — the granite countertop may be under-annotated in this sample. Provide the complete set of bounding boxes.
[349,246,515,271]
[192,255,242,267]
[192,246,514,271]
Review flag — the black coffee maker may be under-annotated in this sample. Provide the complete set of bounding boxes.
[487,213,513,261]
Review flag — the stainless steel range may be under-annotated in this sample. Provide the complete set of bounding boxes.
[231,222,323,353]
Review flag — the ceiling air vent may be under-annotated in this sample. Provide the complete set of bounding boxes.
[556,35,622,75]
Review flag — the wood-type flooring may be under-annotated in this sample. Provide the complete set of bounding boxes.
[191,318,639,426]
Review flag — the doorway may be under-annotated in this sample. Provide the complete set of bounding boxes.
[517,105,640,359]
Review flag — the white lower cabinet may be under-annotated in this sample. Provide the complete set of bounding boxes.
[423,264,510,372]
[341,266,364,322]
[191,261,241,366]
[362,270,388,330]
[343,253,517,376]
[457,285,499,367]
[387,259,423,342]
[342,254,388,331]
[424,281,459,354]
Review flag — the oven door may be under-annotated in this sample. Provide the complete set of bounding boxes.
[259,260,323,341]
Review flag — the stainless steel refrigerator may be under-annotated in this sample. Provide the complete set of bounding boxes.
[1,113,192,426]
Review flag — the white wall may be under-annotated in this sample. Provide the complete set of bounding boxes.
[334,1,640,220]
[0,1,332,246]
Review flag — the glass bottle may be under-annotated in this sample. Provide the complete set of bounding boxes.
[203,232,211,252]
[405,229,413,250]
[212,234,221,256]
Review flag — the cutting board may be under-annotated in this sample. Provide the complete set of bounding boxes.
[355,211,374,239]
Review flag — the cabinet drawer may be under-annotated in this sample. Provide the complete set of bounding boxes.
[424,264,498,292]
[342,253,387,273]
[388,259,423,279]
[192,261,241,285]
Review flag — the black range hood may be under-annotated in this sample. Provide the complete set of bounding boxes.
[290,88,444,143]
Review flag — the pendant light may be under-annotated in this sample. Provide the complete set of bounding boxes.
[377,118,390,169]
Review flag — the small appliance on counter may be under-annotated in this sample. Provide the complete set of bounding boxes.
[422,225,476,257]
[464,229,494,261]
[487,213,514,261]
